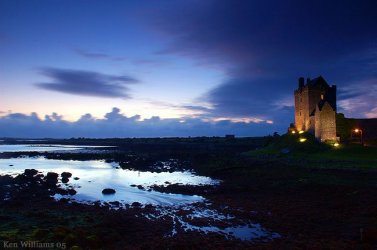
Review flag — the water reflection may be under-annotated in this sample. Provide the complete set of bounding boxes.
[0,157,217,205]
[0,144,113,152]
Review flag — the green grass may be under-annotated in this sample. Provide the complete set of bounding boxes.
[247,133,377,169]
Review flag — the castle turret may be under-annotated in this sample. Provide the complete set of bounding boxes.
[298,77,305,88]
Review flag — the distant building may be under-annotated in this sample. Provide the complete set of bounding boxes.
[337,114,377,144]
[294,76,337,141]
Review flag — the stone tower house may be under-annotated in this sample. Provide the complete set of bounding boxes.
[294,76,337,141]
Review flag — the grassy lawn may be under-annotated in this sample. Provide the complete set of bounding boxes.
[247,133,377,169]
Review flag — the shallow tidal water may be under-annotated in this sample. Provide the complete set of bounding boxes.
[0,144,113,152]
[0,157,216,205]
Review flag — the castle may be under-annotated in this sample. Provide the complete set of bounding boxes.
[294,76,337,141]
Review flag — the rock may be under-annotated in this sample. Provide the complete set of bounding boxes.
[56,189,68,195]
[59,198,69,203]
[32,228,50,238]
[109,201,120,207]
[64,233,77,245]
[24,169,38,177]
[69,246,82,250]
[102,188,116,195]
[132,202,141,207]
[53,226,69,240]
[46,172,59,180]
[144,204,153,209]
[62,177,69,183]
[86,235,99,248]
[68,189,77,195]
[61,172,72,178]
[45,172,59,185]
[73,177,80,180]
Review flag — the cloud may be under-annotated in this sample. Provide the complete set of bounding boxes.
[35,68,139,98]
[151,1,377,72]
[146,99,278,125]
[0,108,281,138]
[132,58,170,67]
[144,0,377,120]
[74,49,126,61]
[338,78,377,118]
[44,112,63,122]
[205,78,285,116]
[181,105,212,114]
[75,49,111,59]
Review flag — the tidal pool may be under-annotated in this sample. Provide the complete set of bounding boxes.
[145,205,281,241]
[0,157,217,205]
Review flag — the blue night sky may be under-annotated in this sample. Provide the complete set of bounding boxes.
[0,0,376,138]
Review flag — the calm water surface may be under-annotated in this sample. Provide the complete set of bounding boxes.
[0,157,217,205]
[0,144,114,152]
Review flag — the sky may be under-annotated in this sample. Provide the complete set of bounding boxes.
[0,0,376,138]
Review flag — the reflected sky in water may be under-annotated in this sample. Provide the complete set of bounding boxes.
[0,144,108,152]
[0,157,218,205]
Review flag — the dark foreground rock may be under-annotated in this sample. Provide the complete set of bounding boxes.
[102,188,116,195]
[62,177,69,183]
[24,169,38,177]
[61,172,72,178]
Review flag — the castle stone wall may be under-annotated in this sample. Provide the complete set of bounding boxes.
[316,103,337,141]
